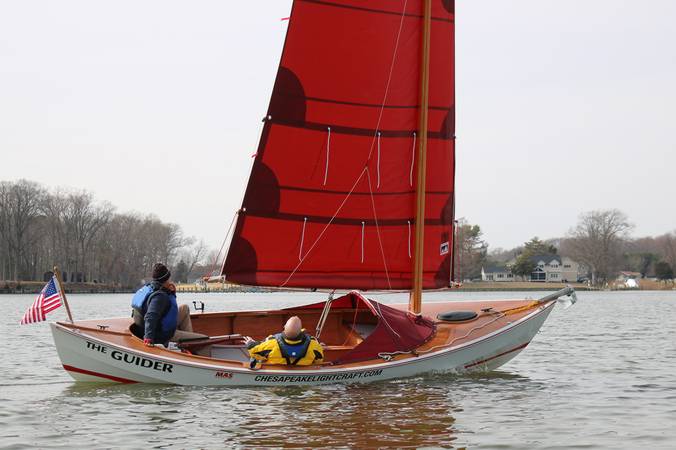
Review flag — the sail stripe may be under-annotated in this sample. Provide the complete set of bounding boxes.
[278,185,451,196]
[221,268,444,275]
[241,212,450,227]
[303,95,451,111]
[299,0,454,23]
[268,119,453,139]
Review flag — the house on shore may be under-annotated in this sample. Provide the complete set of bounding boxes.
[481,264,514,282]
[529,255,580,283]
[482,255,581,283]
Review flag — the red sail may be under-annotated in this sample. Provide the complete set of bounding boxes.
[223,0,455,290]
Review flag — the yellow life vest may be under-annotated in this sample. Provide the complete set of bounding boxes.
[249,332,324,366]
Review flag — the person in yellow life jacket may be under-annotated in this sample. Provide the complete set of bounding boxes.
[243,316,324,369]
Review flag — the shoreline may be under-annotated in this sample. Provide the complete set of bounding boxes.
[1,280,671,294]
[0,281,267,295]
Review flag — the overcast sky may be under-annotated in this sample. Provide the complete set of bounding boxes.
[1,1,674,252]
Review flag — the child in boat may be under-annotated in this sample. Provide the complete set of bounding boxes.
[244,316,324,368]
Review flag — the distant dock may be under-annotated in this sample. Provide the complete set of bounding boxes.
[174,283,272,294]
[0,280,270,295]
[0,280,130,295]
[452,281,594,292]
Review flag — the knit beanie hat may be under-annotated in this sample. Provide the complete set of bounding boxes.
[152,263,171,284]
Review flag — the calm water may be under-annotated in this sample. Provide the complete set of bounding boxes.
[1,290,675,449]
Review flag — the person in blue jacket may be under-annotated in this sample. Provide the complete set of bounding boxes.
[131,263,206,347]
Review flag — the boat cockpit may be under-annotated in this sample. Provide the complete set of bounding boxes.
[130,291,435,366]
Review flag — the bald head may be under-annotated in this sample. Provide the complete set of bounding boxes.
[283,316,302,339]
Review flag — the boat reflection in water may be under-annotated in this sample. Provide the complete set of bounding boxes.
[55,371,543,448]
[279,382,462,448]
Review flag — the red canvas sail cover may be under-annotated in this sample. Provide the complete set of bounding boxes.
[223,0,455,290]
[283,292,436,364]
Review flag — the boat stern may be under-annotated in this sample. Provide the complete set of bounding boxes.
[50,322,160,383]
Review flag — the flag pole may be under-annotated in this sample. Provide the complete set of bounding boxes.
[53,266,74,324]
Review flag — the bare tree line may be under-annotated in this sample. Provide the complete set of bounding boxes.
[561,209,633,285]
[490,208,676,285]
[2,180,671,289]
[423,209,675,286]
[453,218,488,281]
[552,209,675,284]
[0,179,210,287]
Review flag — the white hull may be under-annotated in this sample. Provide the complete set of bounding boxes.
[50,301,556,386]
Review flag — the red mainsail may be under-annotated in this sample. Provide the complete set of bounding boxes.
[223,0,455,290]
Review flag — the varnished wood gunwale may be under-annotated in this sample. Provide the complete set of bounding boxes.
[57,299,549,370]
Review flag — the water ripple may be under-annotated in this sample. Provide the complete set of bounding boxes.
[1,291,675,449]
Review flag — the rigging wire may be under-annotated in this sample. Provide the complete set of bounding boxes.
[378,311,508,361]
[366,168,392,289]
[205,209,239,280]
[219,115,268,276]
[323,127,331,186]
[376,131,382,188]
[365,0,409,162]
[299,217,308,261]
[280,167,368,287]
[280,0,409,287]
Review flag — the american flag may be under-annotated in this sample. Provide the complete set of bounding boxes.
[20,277,63,325]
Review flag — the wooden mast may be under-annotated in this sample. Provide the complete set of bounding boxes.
[409,0,432,314]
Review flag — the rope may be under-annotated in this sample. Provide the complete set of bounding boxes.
[299,217,307,261]
[207,209,238,279]
[409,132,416,187]
[379,311,506,361]
[341,300,361,346]
[366,168,392,288]
[442,312,505,348]
[369,298,402,340]
[220,115,267,276]
[500,301,541,316]
[323,127,331,186]
[377,302,545,361]
[376,131,382,188]
[279,167,368,287]
[407,220,412,258]
[361,221,365,263]
[365,0,409,162]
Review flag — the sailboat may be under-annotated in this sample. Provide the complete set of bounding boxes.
[50,0,576,385]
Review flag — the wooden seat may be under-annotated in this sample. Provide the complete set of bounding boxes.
[322,345,355,351]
